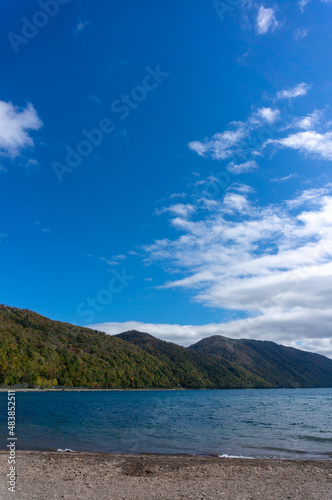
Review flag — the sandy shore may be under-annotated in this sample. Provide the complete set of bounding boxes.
[0,451,331,500]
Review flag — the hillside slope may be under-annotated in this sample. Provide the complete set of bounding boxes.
[189,335,332,388]
[0,305,185,388]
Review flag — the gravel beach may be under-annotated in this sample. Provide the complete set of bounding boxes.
[0,451,331,500]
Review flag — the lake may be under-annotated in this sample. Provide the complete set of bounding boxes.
[1,388,331,459]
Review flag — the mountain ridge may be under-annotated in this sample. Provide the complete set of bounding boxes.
[188,335,332,388]
[1,305,332,389]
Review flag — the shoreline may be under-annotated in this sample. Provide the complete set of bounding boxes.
[0,388,192,392]
[0,448,331,461]
[1,386,331,392]
[0,451,331,499]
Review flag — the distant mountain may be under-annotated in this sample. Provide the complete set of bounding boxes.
[115,330,268,388]
[189,335,332,388]
[1,305,332,389]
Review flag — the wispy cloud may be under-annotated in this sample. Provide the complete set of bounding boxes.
[188,84,326,168]
[299,0,332,11]
[74,19,88,34]
[188,105,282,162]
[271,173,297,182]
[0,101,43,158]
[156,203,196,219]
[189,126,247,160]
[99,254,127,266]
[268,131,332,160]
[227,160,258,174]
[294,27,309,40]
[229,183,255,194]
[276,83,311,100]
[113,254,127,261]
[298,0,311,12]
[188,99,280,164]
[256,6,278,35]
[170,192,187,199]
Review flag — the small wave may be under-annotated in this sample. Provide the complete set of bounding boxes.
[57,448,76,452]
[219,454,254,459]
[263,446,307,454]
[298,435,332,443]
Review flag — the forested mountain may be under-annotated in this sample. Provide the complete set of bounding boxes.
[189,335,332,388]
[1,305,332,389]
[116,330,268,388]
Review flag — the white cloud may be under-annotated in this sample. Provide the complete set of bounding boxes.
[264,109,331,162]
[257,107,280,124]
[223,192,250,213]
[136,185,332,357]
[277,83,311,100]
[285,185,332,208]
[227,160,258,174]
[291,110,322,131]
[189,126,247,160]
[157,203,196,218]
[256,6,278,35]
[268,131,332,160]
[0,101,43,158]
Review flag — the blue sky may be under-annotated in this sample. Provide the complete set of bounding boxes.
[2,0,332,356]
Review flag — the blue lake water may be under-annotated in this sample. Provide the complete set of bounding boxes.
[1,388,332,459]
